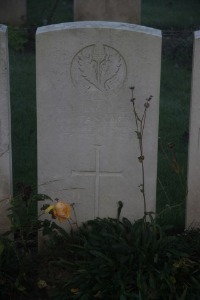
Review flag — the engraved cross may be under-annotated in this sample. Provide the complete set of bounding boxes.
[72,146,123,218]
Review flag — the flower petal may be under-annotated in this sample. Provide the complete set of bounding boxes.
[54,201,71,221]
[45,205,55,213]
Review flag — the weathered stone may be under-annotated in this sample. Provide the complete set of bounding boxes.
[36,22,161,228]
[0,0,26,25]
[186,30,200,228]
[0,25,12,233]
[74,0,141,24]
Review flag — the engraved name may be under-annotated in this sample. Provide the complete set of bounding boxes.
[65,113,134,134]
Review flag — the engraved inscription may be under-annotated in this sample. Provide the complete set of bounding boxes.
[71,43,127,92]
[72,146,123,217]
[64,113,134,134]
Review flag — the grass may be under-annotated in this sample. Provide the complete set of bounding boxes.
[9,0,195,228]
[156,58,191,229]
[142,0,200,30]
[9,50,37,194]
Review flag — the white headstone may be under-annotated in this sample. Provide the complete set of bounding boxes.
[186,30,200,228]
[0,25,12,233]
[36,22,161,226]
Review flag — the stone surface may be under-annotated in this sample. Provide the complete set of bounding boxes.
[74,0,141,24]
[186,30,200,228]
[36,21,161,227]
[0,0,26,25]
[0,25,12,233]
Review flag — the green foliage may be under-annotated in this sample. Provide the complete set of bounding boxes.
[0,189,51,299]
[6,184,50,249]
[0,236,21,298]
[43,216,200,300]
[8,184,36,229]
[0,233,40,300]
[2,206,200,299]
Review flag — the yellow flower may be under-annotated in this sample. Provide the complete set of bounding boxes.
[54,201,71,222]
[45,201,71,222]
[71,288,79,294]
[37,280,48,289]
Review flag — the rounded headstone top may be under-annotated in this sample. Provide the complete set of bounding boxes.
[36,21,161,37]
[195,30,200,39]
[0,24,7,32]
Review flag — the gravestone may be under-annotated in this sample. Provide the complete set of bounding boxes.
[0,0,26,25]
[0,25,12,233]
[36,21,161,227]
[186,30,200,228]
[74,0,141,24]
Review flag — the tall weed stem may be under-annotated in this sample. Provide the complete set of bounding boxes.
[130,87,152,217]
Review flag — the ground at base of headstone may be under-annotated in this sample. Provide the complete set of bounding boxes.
[1,201,200,300]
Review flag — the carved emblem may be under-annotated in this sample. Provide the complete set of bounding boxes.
[71,43,127,92]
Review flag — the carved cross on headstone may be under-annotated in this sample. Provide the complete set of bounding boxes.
[72,146,123,217]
